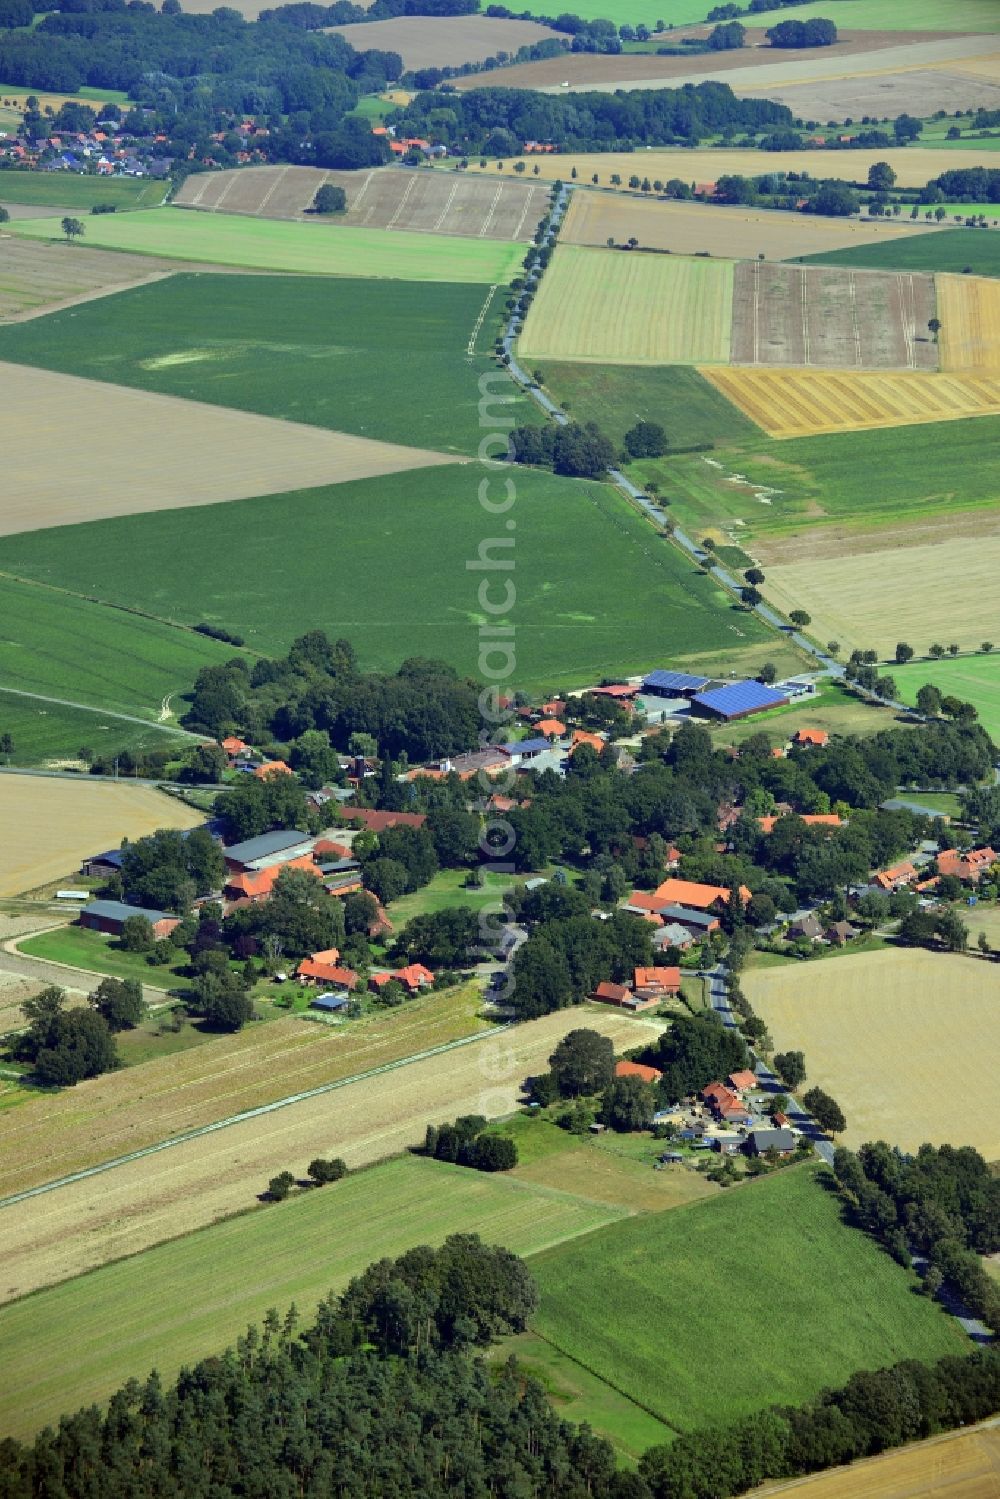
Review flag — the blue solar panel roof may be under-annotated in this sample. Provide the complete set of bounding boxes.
[692,681,789,718]
[641,670,709,693]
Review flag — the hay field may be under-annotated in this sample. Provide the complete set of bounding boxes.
[0,1155,630,1442]
[325,15,560,67]
[560,189,927,261]
[0,1007,660,1301]
[0,360,452,537]
[760,530,1000,655]
[176,164,548,241]
[938,272,1000,370]
[744,949,1000,1157]
[9,209,524,283]
[519,245,733,364]
[731,262,937,370]
[894,654,1000,739]
[0,778,201,897]
[464,147,996,191]
[756,1422,1000,1499]
[703,366,1000,436]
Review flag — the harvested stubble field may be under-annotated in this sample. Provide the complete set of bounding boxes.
[0,1155,631,1442]
[894,654,1000,739]
[0,272,533,456]
[0,1006,659,1301]
[0,360,452,535]
[745,948,1000,1157]
[760,530,1000,655]
[0,778,200,897]
[9,208,524,283]
[176,164,548,241]
[464,147,997,191]
[471,31,1000,100]
[756,1423,1000,1499]
[531,1166,966,1436]
[703,365,1000,436]
[559,189,926,262]
[937,271,1000,369]
[752,64,1000,123]
[0,239,187,320]
[325,15,560,68]
[730,262,938,371]
[519,245,733,365]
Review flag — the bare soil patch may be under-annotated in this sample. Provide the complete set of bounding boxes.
[0,779,201,898]
[0,1007,659,1300]
[560,189,926,261]
[325,15,561,69]
[745,948,1000,1157]
[730,262,938,370]
[175,165,548,241]
[0,360,454,537]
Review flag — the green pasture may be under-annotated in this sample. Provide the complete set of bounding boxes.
[500,0,710,24]
[0,272,533,456]
[0,576,238,722]
[656,417,1000,546]
[0,1154,627,1442]
[893,654,1000,740]
[0,694,180,766]
[711,682,902,747]
[536,363,756,451]
[0,466,771,691]
[530,1165,967,1436]
[386,868,523,928]
[19,925,190,988]
[798,229,1000,277]
[9,207,525,282]
[0,174,162,209]
[706,0,1000,29]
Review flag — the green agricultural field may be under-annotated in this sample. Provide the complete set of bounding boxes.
[0,272,534,456]
[19,924,190,988]
[530,1165,967,1435]
[9,207,525,282]
[893,654,1000,740]
[0,465,771,691]
[535,363,756,451]
[0,576,241,722]
[0,1154,627,1441]
[798,230,1000,278]
[656,417,1000,546]
[386,868,525,927]
[711,0,1000,29]
[502,0,708,22]
[0,174,162,209]
[0,692,179,767]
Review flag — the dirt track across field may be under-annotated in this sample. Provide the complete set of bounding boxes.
[560,190,927,261]
[175,165,549,241]
[324,14,561,69]
[0,778,201,897]
[0,360,454,536]
[0,1006,659,1301]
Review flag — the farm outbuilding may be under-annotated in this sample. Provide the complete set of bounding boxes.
[79,900,179,940]
[641,670,709,700]
[690,681,790,722]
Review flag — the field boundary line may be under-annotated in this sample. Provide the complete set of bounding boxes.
[386,172,418,230]
[0,1022,512,1210]
[511,186,539,242]
[211,171,240,214]
[480,181,505,238]
[849,272,862,366]
[255,165,289,217]
[433,179,460,233]
[467,284,498,355]
[527,1328,684,1436]
[346,169,375,215]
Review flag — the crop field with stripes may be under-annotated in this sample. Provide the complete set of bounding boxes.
[938,272,1000,371]
[174,165,548,242]
[702,366,1000,437]
[518,245,733,365]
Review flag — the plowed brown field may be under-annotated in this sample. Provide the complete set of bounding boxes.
[0,1006,659,1300]
[175,164,548,241]
[702,366,1000,436]
[0,361,453,536]
[938,272,1000,371]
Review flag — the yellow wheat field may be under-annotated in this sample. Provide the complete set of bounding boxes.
[519,244,733,365]
[701,365,1000,436]
[937,273,1000,372]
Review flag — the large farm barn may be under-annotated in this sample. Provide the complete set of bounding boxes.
[174,165,549,242]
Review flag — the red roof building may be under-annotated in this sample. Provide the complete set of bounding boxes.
[370,963,434,994]
[633,965,681,997]
[937,846,996,882]
[873,861,919,891]
[297,952,358,988]
[224,855,321,903]
[793,728,829,748]
[591,980,632,1005]
[340,808,427,833]
[614,1059,662,1084]
[652,877,752,911]
[727,1070,758,1093]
